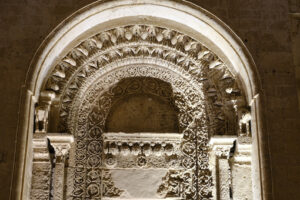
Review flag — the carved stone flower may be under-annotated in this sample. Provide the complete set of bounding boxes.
[87,183,100,197]
[137,154,147,167]
[153,144,162,156]
[105,153,116,166]
[182,142,196,155]
[182,157,195,168]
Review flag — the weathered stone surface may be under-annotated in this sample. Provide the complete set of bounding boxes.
[110,169,168,199]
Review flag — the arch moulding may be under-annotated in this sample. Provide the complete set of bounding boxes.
[13,0,271,200]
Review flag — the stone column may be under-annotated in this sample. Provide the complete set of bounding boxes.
[47,134,74,200]
[30,133,52,200]
[209,136,236,200]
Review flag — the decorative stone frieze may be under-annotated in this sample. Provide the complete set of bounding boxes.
[157,169,196,199]
[103,132,182,168]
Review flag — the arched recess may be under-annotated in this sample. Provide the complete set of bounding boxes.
[12,0,271,200]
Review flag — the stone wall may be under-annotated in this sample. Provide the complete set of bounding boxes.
[0,0,299,199]
[289,0,300,110]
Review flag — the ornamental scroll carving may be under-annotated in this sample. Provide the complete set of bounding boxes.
[102,170,124,197]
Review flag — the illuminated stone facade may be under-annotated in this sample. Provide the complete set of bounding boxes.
[1,0,299,200]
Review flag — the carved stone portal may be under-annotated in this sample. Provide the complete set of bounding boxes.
[30,23,253,200]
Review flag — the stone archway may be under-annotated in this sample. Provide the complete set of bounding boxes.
[31,24,251,200]
[14,1,269,200]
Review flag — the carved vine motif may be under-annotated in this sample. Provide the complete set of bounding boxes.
[158,169,200,199]
[102,170,123,197]
[157,170,184,198]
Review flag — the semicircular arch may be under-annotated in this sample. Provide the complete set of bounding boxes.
[15,1,269,200]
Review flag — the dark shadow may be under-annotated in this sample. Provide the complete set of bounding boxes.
[105,77,179,133]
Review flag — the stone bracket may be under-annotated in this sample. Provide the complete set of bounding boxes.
[34,91,56,133]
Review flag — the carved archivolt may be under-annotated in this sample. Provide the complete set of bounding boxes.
[42,25,247,136]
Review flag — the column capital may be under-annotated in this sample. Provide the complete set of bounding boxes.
[209,136,237,158]
[47,133,74,162]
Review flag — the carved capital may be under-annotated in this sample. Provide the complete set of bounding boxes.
[209,136,237,158]
[47,133,74,162]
